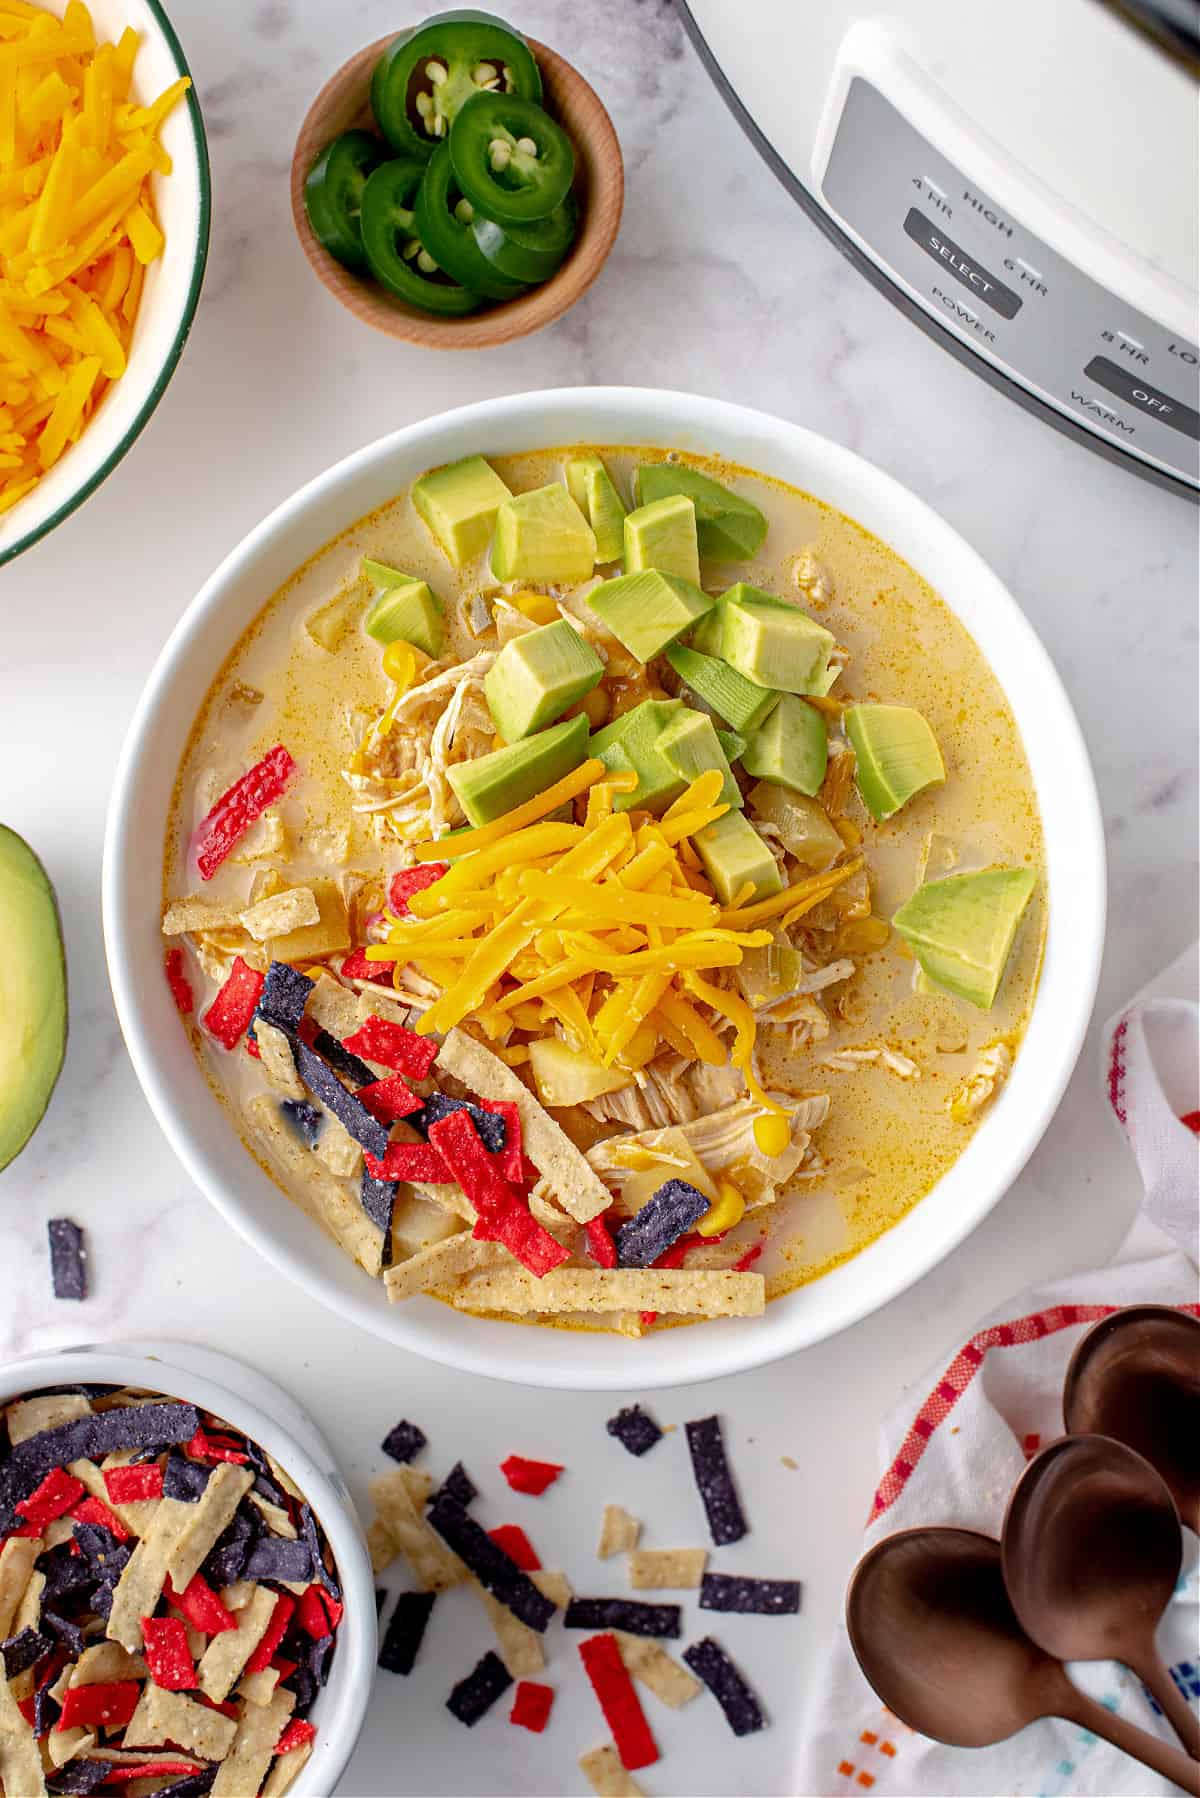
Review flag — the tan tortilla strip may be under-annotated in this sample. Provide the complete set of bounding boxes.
[437,1028,611,1223]
[383,1231,506,1302]
[474,1579,544,1677]
[238,1665,282,1709]
[579,1743,645,1798]
[68,1452,160,1539]
[0,1538,42,1638]
[313,1112,364,1181]
[0,1667,46,1797]
[220,1581,257,1613]
[161,896,244,935]
[70,1643,147,1686]
[262,1741,313,1797]
[211,1685,295,1797]
[265,1455,305,1504]
[248,1094,384,1278]
[248,1492,297,1539]
[47,1727,96,1768]
[395,1466,433,1506]
[107,1465,253,1652]
[197,1583,276,1702]
[305,972,364,1042]
[12,1568,43,1634]
[598,1506,641,1559]
[614,1631,701,1708]
[123,1684,237,1761]
[168,1463,256,1591]
[628,1547,708,1589]
[254,1018,306,1100]
[240,887,319,942]
[410,1179,476,1225]
[367,1518,399,1575]
[368,1470,464,1592]
[531,1569,572,1609]
[5,1393,91,1443]
[448,1267,766,1318]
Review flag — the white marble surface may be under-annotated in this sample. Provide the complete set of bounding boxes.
[1,2,1197,1793]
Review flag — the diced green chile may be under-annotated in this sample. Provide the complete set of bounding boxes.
[449,91,574,225]
[471,193,576,283]
[303,130,385,273]
[413,143,527,300]
[359,158,482,315]
[371,10,542,159]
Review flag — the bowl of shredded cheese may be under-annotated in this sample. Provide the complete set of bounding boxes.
[0,0,209,568]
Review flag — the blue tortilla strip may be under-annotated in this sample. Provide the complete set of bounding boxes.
[374,1588,387,1617]
[378,1590,436,1675]
[72,1522,130,1584]
[201,1513,255,1587]
[313,1027,376,1088]
[240,1440,287,1508]
[419,1093,507,1154]
[41,1609,86,1655]
[700,1572,801,1616]
[426,1494,554,1632]
[47,1219,87,1300]
[0,1400,199,1528]
[446,1649,512,1726]
[682,1635,766,1736]
[432,1462,476,1508]
[280,1098,323,1148]
[360,1170,399,1254]
[142,1774,218,1798]
[299,1503,341,1601]
[605,1404,663,1457]
[37,1544,94,1604]
[292,1038,389,1159]
[244,1534,313,1584]
[615,1178,708,1268]
[164,1454,212,1503]
[307,1630,334,1687]
[0,1625,52,1676]
[46,1763,112,1795]
[257,961,314,1031]
[381,1420,427,1465]
[285,1662,317,1710]
[33,1671,61,1737]
[564,1597,681,1638]
[685,1415,748,1546]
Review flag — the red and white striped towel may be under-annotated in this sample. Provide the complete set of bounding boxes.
[796,946,1199,1797]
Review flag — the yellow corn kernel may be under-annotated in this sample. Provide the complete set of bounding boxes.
[580,685,609,728]
[381,639,417,688]
[698,1180,745,1237]
[509,590,559,625]
[753,1112,792,1158]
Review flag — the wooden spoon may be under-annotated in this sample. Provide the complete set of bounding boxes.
[847,1527,1199,1792]
[1063,1305,1200,1531]
[1003,1435,1200,1760]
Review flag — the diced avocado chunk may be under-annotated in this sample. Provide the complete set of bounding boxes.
[448,713,589,827]
[749,781,843,870]
[589,698,686,814]
[892,867,1037,1009]
[586,570,715,663]
[741,693,827,795]
[623,494,700,585]
[664,642,779,733]
[635,462,767,561]
[484,618,603,742]
[845,703,945,821]
[656,707,743,809]
[565,454,626,564]
[693,810,783,906]
[491,483,596,584]
[412,456,511,567]
[716,728,746,764]
[0,825,66,1172]
[718,583,836,694]
[363,567,445,657]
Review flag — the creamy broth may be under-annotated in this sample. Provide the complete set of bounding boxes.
[166,448,1044,1323]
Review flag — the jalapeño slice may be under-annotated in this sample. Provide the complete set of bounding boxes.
[414,143,527,300]
[359,158,482,315]
[371,10,542,159]
[471,192,577,284]
[304,130,385,272]
[449,91,574,225]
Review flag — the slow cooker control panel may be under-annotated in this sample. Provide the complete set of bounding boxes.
[820,78,1199,490]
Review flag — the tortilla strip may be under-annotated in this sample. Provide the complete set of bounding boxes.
[248,1094,384,1277]
[628,1548,707,1589]
[531,1569,572,1609]
[4,1393,91,1443]
[313,1112,364,1181]
[614,1631,701,1708]
[383,1232,507,1302]
[305,972,364,1042]
[368,1470,464,1592]
[211,1685,295,1797]
[197,1583,276,1702]
[167,1462,256,1592]
[598,1506,641,1560]
[69,1453,159,1539]
[240,887,318,942]
[47,1728,96,1768]
[0,1667,46,1798]
[411,1179,476,1225]
[254,1018,306,1100]
[437,1028,611,1223]
[107,1466,253,1652]
[161,896,244,935]
[248,1493,297,1539]
[262,1741,313,1797]
[70,1643,147,1686]
[13,1568,43,1635]
[367,1518,399,1576]
[446,1267,766,1318]
[123,1683,237,1760]
[0,1538,42,1638]
[474,1578,544,1677]
[238,1665,282,1708]
[579,1744,644,1798]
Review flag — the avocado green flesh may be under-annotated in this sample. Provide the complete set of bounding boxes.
[565,454,626,564]
[412,455,511,568]
[664,642,779,733]
[635,463,768,562]
[484,618,602,742]
[716,728,747,764]
[447,713,588,826]
[364,576,445,657]
[623,494,700,586]
[893,867,1037,1009]
[586,570,715,664]
[694,810,783,906]
[589,698,686,814]
[718,584,836,694]
[0,826,67,1172]
[741,693,827,795]
[846,703,945,821]
[491,483,596,584]
[657,708,743,809]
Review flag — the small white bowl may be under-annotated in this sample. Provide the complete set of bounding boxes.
[102,387,1106,1390]
[0,0,209,570]
[1,1340,375,1795]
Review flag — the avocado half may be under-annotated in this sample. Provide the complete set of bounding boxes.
[0,824,67,1172]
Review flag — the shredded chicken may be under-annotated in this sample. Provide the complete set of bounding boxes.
[793,546,834,607]
[587,1096,829,1210]
[948,1042,1012,1121]
[823,1045,921,1080]
[343,653,496,846]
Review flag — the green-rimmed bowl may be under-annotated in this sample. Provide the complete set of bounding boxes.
[0,0,209,570]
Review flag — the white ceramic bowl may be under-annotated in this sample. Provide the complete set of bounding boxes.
[0,0,209,569]
[1,1339,375,1795]
[103,388,1106,1390]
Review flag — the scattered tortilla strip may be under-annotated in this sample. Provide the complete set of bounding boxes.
[106,1497,202,1652]
[614,1632,701,1708]
[197,1583,275,1702]
[69,1643,147,1687]
[598,1506,641,1560]
[628,1548,708,1590]
[313,1111,364,1180]
[123,1682,238,1760]
[13,1568,44,1634]
[221,1581,256,1614]
[255,1018,305,1100]
[437,1028,611,1223]
[530,1569,572,1610]
[240,887,319,942]
[0,1538,43,1638]
[367,1518,399,1576]
[238,1664,282,1708]
[162,896,245,935]
[263,1741,314,1797]
[411,1179,476,1225]
[5,1393,91,1444]
[383,1231,507,1302]
[447,1267,766,1318]
[67,1454,154,1539]
[395,1466,433,1507]
[305,972,365,1043]
[248,1492,297,1539]
[474,1579,544,1678]
[249,1094,384,1277]
[47,1727,96,1768]
[368,1470,465,1592]
[0,1667,46,1798]
[211,1685,295,1797]
[579,1743,645,1798]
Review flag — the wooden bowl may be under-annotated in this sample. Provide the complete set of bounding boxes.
[290,34,623,349]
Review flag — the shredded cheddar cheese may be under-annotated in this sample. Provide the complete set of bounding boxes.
[0,2,189,516]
